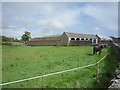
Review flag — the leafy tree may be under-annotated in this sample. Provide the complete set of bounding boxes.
[1,36,21,42]
[14,39,20,42]
[2,36,12,42]
[21,31,31,42]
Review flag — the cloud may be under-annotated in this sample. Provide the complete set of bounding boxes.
[2,27,26,39]
[8,25,16,28]
[2,2,118,39]
[93,26,101,31]
[49,20,65,29]
[83,3,118,31]
[31,28,58,38]
[13,16,65,29]
[2,26,63,39]
[14,16,37,26]
[11,3,82,30]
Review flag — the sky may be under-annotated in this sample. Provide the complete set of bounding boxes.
[1,2,118,39]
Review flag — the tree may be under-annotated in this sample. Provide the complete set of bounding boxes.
[21,31,31,43]
[109,36,116,39]
[2,36,10,42]
[1,36,21,42]
[2,36,14,42]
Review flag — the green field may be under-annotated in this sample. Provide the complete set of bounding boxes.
[2,46,117,88]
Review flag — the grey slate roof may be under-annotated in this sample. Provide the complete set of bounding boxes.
[65,32,98,39]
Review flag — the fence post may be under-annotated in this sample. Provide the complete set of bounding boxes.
[96,63,100,82]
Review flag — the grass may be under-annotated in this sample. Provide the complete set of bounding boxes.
[2,42,24,45]
[2,45,117,88]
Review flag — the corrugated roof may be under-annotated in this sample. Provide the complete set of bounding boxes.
[31,36,61,41]
[33,34,62,39]
[65,32,97,39]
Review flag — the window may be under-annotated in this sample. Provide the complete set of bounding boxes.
[76,38,80,40]
[90,39,92,41]
[81,38,84,40]
[86,38,88,40]
[71,38,75,40]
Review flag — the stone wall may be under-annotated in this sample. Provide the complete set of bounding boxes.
[111,43,120,60]
[28,40,61,46]
[28,33,70,46]
[108,43,120,88]
[28,36,62,46]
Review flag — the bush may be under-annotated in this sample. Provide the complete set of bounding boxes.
[2,42,12,45]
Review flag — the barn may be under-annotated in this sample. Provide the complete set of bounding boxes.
[28,32,101,46]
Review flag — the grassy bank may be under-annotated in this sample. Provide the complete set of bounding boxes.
[2,45,117,88]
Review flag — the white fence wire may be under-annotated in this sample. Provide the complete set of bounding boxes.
[0,52,109,86]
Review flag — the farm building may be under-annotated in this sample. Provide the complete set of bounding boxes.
[28,32,101,46]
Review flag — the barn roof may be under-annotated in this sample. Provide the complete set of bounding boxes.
[30,32,99,41]
[65,32,98,39]
[30,35,61,41]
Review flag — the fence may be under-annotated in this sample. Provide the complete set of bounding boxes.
[110,43,120,60]
[0,53,109,86]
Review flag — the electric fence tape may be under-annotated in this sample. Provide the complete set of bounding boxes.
[0,52,110,86]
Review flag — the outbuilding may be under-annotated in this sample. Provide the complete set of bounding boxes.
[28,32,101,46]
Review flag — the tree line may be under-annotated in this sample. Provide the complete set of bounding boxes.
[1,31,31,43]
[1,36,21,42]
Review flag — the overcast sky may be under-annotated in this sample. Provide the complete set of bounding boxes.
[2,2,118,39]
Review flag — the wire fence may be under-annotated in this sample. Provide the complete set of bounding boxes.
[0,52,110,86]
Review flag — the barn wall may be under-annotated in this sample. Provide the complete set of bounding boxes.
[96,35,101,43]
[28,36,62,46]
[60,32,69,46]
[28,33,69,46]
[69,40,92,46]
[28,40,61,46]
[28,32,101,46]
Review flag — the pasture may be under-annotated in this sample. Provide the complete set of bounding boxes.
[2,45,117,88]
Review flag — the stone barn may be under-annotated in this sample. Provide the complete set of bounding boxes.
[28,32,101,46]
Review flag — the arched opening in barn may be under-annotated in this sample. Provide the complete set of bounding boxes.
[81,38,84,40]
[71,38,75,40]
[76,38,80,40]
[86,38,88,41]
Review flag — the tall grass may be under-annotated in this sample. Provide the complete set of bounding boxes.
[2,45,117,88]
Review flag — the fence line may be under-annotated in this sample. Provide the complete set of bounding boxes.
[0,52,109,86]
[111,43,120,60]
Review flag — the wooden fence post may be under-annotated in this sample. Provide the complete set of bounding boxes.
[96,63,100,82]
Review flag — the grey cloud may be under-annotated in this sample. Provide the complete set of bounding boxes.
[82,3,118,31]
